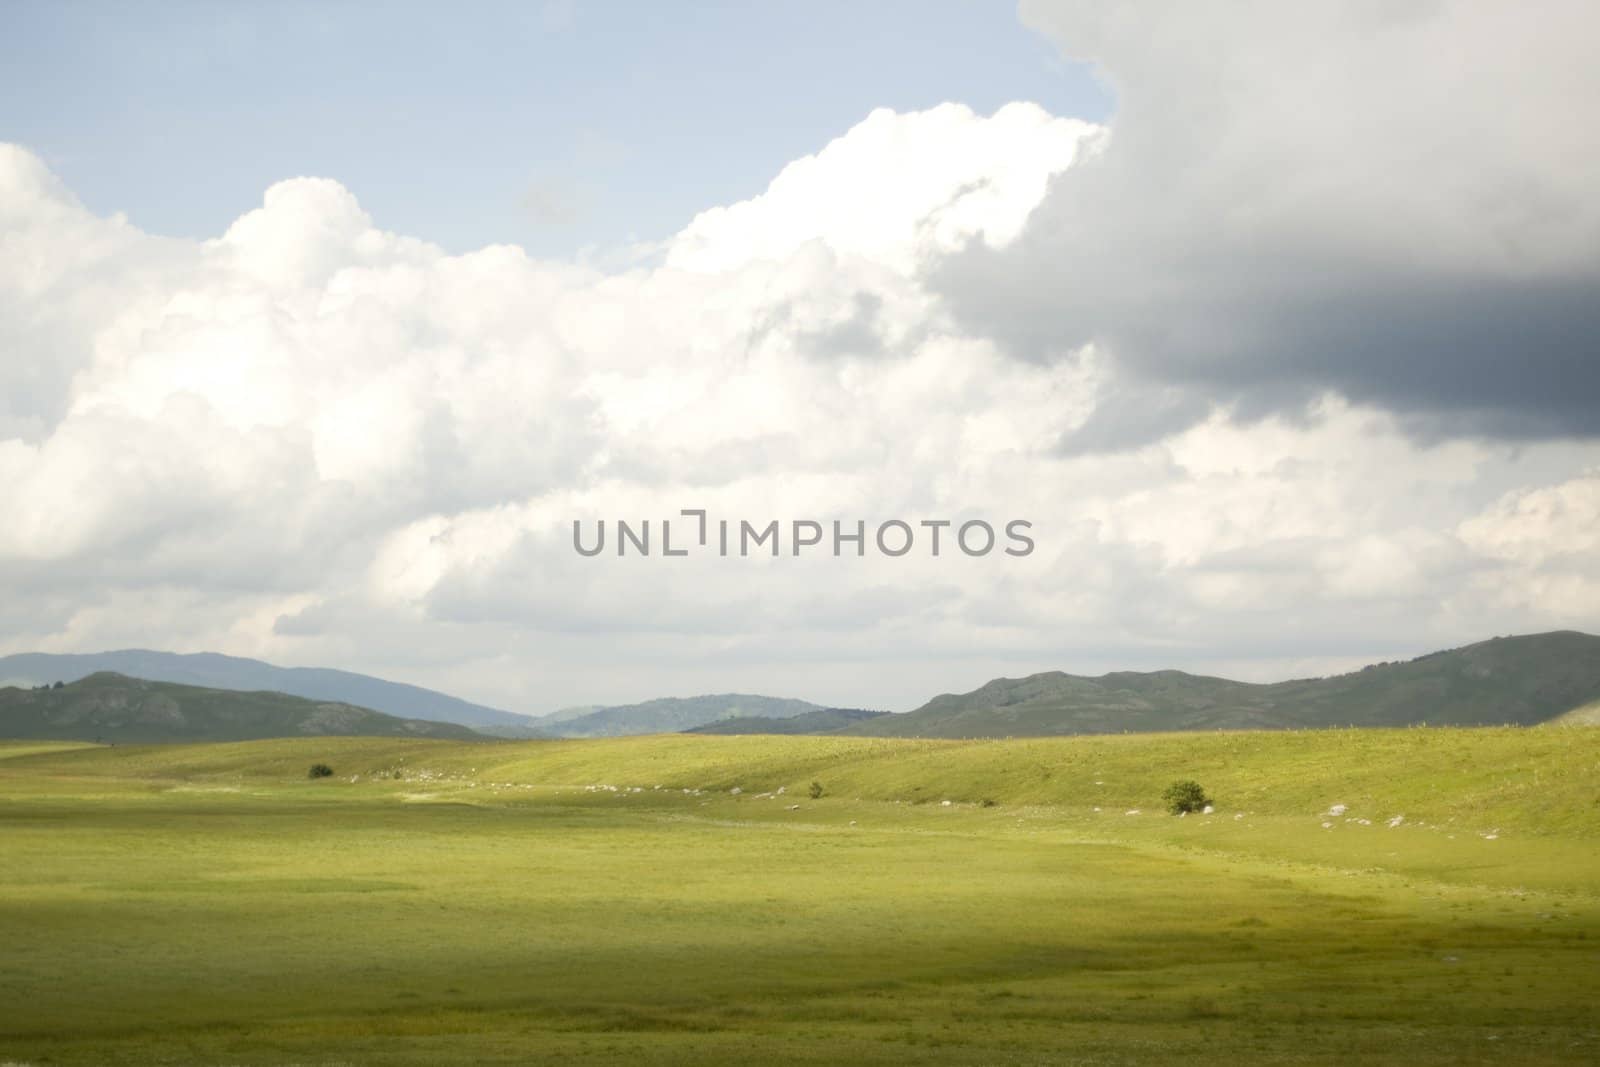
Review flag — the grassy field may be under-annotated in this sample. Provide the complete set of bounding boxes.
[1,728,1597,1065]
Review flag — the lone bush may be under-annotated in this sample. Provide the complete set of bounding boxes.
[307,763,335,779]
[1162,779,1210,815]
[808,780,824,800]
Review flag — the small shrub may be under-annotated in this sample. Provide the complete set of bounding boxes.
[808,780,824,800]
[1162,779,1210,815]
[307,763,335,779]
[980,798,999,808]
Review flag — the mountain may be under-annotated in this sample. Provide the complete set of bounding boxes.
[685,707,889,735]
[545,694,823,738]
[537,705,604,725]
[0,650,539,731]
[474,721,557,740]
[845,631,1600,738]
[0,673,491,744]
[1550,699,1600,726]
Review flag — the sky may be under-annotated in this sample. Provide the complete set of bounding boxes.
[1,1,1112,256]
[2,1,1598,716]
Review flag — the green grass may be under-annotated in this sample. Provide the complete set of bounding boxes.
[1,728,1598,1065]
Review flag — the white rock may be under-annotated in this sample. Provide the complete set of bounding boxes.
[1328,804,1348,817]
[1202,805,1214,814]
[1125,809,1141,816]
[730,787,742,795]
[941,800,952,807]
[1387,815,1405,828]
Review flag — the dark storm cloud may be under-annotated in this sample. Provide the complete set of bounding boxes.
[932,1,1600,447]
[939,247,1600,446]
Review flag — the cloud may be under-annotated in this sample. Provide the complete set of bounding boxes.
[2,79,1598,712]
[933,0,1600,447]
[1456,471,1600,621]
[1460,470,1600,565]
[666,102,1097,275]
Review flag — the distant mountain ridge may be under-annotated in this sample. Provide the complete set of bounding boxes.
[0,650,538,731]
[843,632,1600,738]
[686,707,889,735]
[546,694,824,737]
[6,631,1593,743]
[0,673,490,744]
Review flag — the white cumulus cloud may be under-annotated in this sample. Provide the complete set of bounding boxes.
[1,87,1596,713]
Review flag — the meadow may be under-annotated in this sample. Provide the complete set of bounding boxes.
[1,727,1597,1064]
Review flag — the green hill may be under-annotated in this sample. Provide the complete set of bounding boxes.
[686,707,888,735]
[846,631,1600,738]
[546,693,823,737]
[5,724,1595,848]
[0,649,539,730]
[0,673,493,744]
[1549,698,1600,725]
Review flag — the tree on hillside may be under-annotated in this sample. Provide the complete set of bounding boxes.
[1162,779,1210,815]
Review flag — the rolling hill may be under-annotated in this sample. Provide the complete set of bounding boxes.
[685,707,889,735]
[0,650,539,731]
[0,673,492,744]
[844,631,1600,738]
[545,694,823,737]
